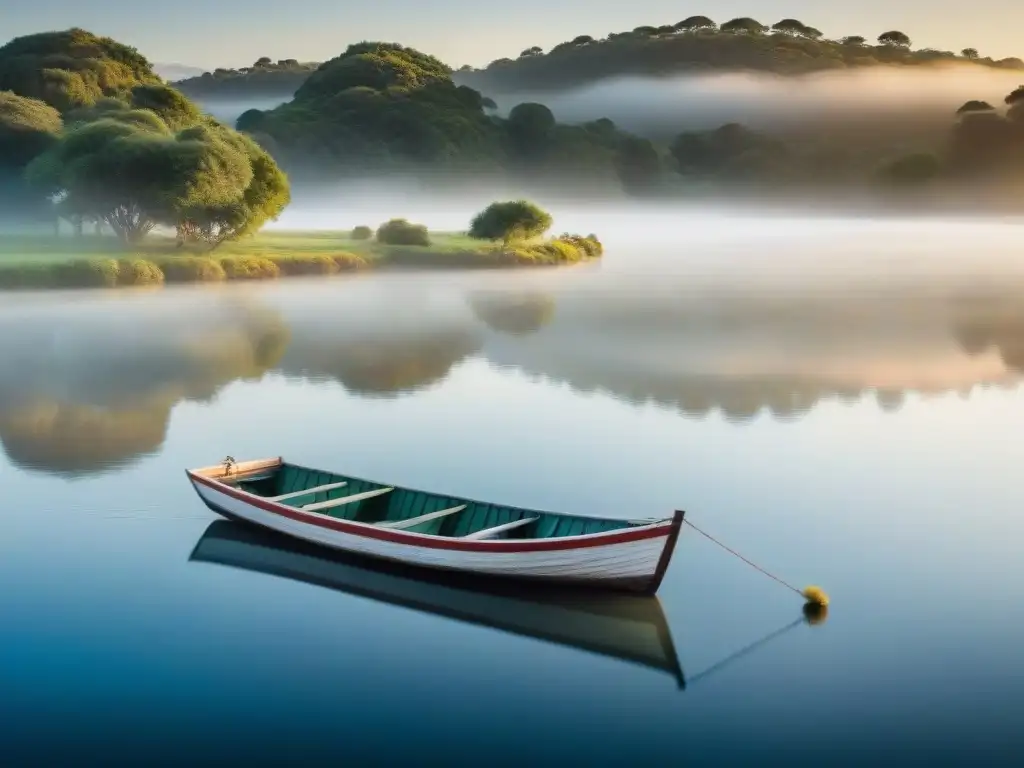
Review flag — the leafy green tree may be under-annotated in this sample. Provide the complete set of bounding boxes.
[175,123,291,246]
[469,200,553,243]
[0,91,62,171]
[772,19,808,36]
[962,48,980,59]
[0,28,160,113]
[257,42,502,171]
[236,108,266,132]
[721,18,767,35]
[129,83,201,130]
[841,36,867,45]
[506,102,556,145]
[674,16,716,31]
[801,27,824,40]
[376,218,430,245]
[571,35,595,46]
[519,46,543,57]
[878,31,911,48]
[27,113,289,245]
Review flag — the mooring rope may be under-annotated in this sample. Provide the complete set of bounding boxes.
[683,518,805,598]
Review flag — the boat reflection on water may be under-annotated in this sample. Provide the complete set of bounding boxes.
[190,520,685,688]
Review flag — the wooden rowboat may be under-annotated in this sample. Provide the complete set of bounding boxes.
[185,457,684,594]
[190,520,686,687]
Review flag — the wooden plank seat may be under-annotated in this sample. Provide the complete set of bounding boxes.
[269,481,348,502]
[462,517,539,541]
[376,505,467,530]
[302,487,394,512]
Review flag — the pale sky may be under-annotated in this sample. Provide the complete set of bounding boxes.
[4,1,1022,69]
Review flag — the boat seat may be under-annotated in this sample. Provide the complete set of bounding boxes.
[303,487,394,512]
[377,505,467,530]
[269,481,348,502]
[462,517,539,541]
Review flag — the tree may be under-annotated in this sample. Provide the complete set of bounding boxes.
[519,46,543,57]
[469,200,552,243]
[0,91,62,171]
[0,28,160,113]
[962,48,980,59]
[721,18,767,35]
[258,42,502,170]
[1004,85,1024,105]
[376,218,430,245]
[772,19,808,36]
[801,27,824,40]
[255,57,272,67]
[129,83,201,130]
[507,102,556,144]
[841,36,866,46]
[673,16,716,31]
[956,100,995,115]
[571,35,595,46]
[615,136,662,193]
[27,113,289,245]
[878,31,911,48]
[175,123,291,246]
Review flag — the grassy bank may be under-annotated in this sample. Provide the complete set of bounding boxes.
[0,230,602,290]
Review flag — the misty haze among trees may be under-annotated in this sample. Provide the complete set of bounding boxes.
[4,16,1024,220]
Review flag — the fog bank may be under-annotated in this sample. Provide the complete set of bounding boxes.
[479,65,1024,138]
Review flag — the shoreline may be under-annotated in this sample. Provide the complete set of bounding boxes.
[0,231,603,291]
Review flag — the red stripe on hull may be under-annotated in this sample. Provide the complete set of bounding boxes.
[187,471,672,554]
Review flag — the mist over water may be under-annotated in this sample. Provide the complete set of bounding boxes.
[3,206,1024,762]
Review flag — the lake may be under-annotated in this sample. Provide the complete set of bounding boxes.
[1,210,1023,764]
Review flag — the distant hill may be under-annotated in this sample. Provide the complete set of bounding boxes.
[168,21,1024,102]
[153,62,206,81]
[174,57,321,101]
[454,20,1024,94]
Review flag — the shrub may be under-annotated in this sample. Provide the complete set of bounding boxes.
[218,256,281,280]
[55,258,121,288]
[351,225,373,240]
[557,233,604,257]
[376,218,430,246]
[269,254,340,276]
[117,258,165,286]
[469,200,553,243]
[332,251,370,271]
[155,256,227,283]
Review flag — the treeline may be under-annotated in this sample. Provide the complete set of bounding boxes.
[175,57,321,100]
[236,42,667,194]
[457,16,1023,93]
[0,29,289,243]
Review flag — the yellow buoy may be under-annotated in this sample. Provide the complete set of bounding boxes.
[802,585,830,607]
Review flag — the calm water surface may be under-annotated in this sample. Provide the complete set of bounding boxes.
[2,213,1023,765]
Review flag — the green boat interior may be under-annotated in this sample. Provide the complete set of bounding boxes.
[227,461,647,541]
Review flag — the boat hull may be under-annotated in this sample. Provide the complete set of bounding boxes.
[187,469,683,594]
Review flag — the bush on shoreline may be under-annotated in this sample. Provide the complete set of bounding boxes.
[376,218,431,246]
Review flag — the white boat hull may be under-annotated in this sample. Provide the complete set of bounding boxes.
[186,462,682,594]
